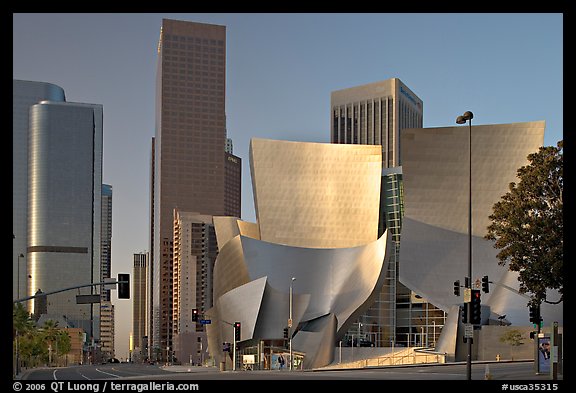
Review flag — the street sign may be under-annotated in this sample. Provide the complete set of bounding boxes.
[200,319,211,325]
[464,288,471,303]
[76,294,101,304]
[288,318,292,328]
[464,324,474,338]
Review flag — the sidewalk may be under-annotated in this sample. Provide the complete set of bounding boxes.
[160,365,218,373]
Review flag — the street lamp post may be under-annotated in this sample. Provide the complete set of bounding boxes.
[289,277,295,371]
[421,326,425,347]
[17,253,24,299]
[456,110,474,380]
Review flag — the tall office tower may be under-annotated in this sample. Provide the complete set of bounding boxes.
[13,80,66,301]
[330,78,444,347]
[148,137,156,358]
[100,301,115,360]
[331,78,423,166]
[98,184,113,358]
[172,210,217,364]
[28,98,103,342]
[225,152,242,217]
[153,19,227,361]
[224,137,242,217]
[133,253,148,355]
[101,184,113,301]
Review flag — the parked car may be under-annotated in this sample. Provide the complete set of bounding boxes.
[108,358,120,363]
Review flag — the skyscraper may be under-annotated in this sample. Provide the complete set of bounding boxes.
[100,184,113,359]
[13,80,66,301]
[331,78,423,167]
[152,19,228,361]
[27,98,103,341]
[133,253,148,354]
[101,184,113,301]
[225,152,241,218]
[100,301,115,360]
[172,210,217,364]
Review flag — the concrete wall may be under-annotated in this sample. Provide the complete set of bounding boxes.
[477,326,534,361]
[477,325,562,361]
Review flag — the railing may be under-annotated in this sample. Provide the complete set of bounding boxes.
[330,347,445,369]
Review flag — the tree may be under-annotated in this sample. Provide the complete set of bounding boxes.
[13,303,35,374]
[500,329,525,361]
[485,140,563,305]
[13,303,35,337]
[40,319,60,365]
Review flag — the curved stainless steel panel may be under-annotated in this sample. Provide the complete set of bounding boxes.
[208,138,390,369]
[250,138,382,249]
[400,122,561,325]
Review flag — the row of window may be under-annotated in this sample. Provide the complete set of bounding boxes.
[164,60,224,68]
[162,35,224,47]
[163,43,224,53]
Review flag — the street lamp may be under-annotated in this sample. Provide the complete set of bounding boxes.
[17,253,24,299]
[289,277,295,371]
[456,110,473,380]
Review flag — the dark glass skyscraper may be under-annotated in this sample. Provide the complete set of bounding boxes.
[152,19,230,361]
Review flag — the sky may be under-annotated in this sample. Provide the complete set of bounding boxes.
[12,12,563,360]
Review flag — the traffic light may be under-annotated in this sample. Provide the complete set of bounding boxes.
[118,273,130,299]
[453,280,460,296]
[481,275,490,293]
[283,327,289,339]
[222,342,230,352]
[470,289,481,325]
[529,303,541,325]
[234,321,241,341]
[461,304,468,324]
[192,308,198,322]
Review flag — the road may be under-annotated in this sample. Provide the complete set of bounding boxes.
[20,363,174,380]
[19,361,563,381]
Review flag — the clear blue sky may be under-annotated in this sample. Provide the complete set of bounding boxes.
[12,13,563,360]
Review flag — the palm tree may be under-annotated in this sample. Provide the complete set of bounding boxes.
[13,303,35,375]
[40,319,60,366]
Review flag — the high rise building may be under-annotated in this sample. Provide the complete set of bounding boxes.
[13,80,66,301]
[331,78,422,167]
[99,184,113,358]
[148,137,156,359]
[133,253,148,355]
[152,19,228,361]
[27,97,103,342]
[101,184,113,301]
[172,210,217,364]
[225,152,241,217]
[100,301,115,360]
[330,78,444,347]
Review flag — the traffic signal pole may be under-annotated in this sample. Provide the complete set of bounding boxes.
[233,325,236,371]
[12,278,129,303]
